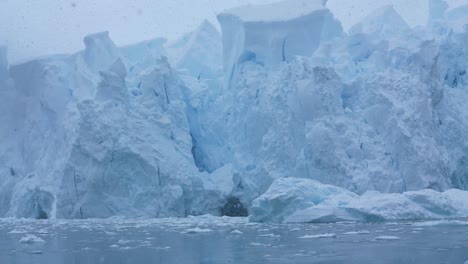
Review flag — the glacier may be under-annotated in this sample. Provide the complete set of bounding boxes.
[0,0,467,222]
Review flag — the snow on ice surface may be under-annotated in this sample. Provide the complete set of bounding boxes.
[0,0,468,222]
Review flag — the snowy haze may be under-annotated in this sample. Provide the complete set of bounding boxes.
[0,0,462,63]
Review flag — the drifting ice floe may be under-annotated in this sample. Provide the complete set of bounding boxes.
[19,235,45,244]
[299,233,337,239]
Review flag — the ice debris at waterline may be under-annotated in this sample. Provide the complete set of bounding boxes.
[0,0,467,221]
[250,178,468,223]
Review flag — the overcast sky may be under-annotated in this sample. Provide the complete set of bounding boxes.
[0,0,463,63]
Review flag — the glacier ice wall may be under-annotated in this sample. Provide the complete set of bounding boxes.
[0,0,467,220]
[0,28,227,219]
[217,0,343,86]
[167,20,222,79]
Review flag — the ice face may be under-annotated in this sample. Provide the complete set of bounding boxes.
[217,0,343,85]
[428,0,449,23]
[83,32,120,73]
[0,0,468,221]
[120,38,167,80]
[348,5,410,38]
[223,0,327,22]
[0,32,227,219]
[167,20,222,79]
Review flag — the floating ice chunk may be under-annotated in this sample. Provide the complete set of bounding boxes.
[258,233,280,238]
[109,244,119,248]
[117,240,131,245]
[343,231,371,235]
[257,179,468,223]
[250,178,358,223]
[9,229,28,234]
[249,242,271,246]
[36,229,49,235]
[373,236,400,241]
[299,233,337,239]
[413,220,468,227]
[19,235,45,244]
[155,246,171,250]
[184,227,213,234]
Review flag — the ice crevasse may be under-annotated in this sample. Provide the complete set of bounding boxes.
[0,0,468,222]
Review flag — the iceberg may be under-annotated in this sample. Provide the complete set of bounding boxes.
[251,178,468,223]
[250,178,358,223]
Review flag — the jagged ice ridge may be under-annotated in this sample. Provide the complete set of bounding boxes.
[0,0,467,222]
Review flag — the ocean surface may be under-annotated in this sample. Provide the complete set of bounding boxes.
[1,216,467,264]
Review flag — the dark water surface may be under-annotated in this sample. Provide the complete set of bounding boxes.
[1,216,467,264]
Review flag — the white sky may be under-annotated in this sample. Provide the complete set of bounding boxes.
[0,0,464,63]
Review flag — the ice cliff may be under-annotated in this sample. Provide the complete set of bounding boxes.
[217,0,343,85]
[0,0,468,222]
